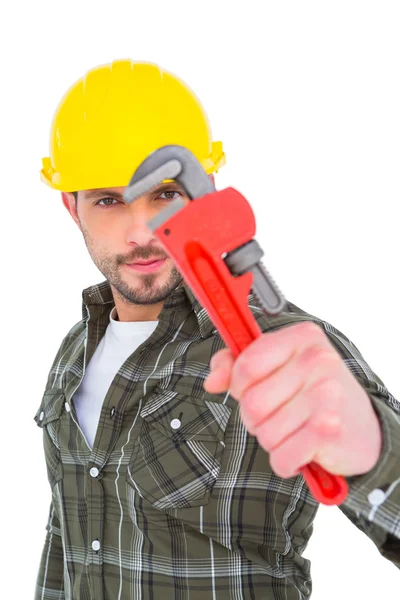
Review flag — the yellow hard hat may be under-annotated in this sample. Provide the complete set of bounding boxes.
[40,59,226,192]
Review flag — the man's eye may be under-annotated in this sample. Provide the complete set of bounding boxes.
[95,198,120,207]
[94,191,182,207]
[158,190,182,200]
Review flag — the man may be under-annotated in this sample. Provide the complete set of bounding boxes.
[35,59,400,600]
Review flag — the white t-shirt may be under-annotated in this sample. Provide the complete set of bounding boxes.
[72,306,158,448]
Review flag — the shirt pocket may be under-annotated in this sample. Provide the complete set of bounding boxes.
[126,386,231,510]
[34,389,65,489]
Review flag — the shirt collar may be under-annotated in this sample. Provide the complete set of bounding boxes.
[81,279,218,339]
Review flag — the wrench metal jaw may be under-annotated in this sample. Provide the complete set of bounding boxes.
[123,143,287,315]
[123,144,216,204]
[146,197,186,233]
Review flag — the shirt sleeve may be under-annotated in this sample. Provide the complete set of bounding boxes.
[340,386,400,568]
[34,501,65,599]
[307,306,400,567]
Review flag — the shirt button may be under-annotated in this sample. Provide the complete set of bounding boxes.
[368,488,386,506]
[90,467,99,478]
[65,402,71,412]
[170,418,181,430]
[110,407,115,418]
[39,411,44,421]
[92,540,101,551]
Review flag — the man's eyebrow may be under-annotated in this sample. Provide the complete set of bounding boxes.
[84,189,125,200]
[83,182,185,201]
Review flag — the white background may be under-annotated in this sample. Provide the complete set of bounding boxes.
[1,1,399,598]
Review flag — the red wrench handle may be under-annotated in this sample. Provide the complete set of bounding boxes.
[153,187,348,505]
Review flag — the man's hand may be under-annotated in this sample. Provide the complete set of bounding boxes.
[204,322,383,479]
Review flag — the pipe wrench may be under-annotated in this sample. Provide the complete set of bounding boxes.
[123,145,348,506]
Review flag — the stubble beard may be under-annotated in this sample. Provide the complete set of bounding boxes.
[80,225,184,306]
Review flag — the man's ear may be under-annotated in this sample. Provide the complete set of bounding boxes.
[61,192,81,230]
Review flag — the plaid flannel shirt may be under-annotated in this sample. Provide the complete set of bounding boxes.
[34,279,400,599]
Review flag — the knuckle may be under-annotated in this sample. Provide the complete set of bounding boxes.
[306,378,344,428]
[308,376,342,402]
[297,344,340,372]
[309,410,342,439]
[297,345,330,369]
[236,355,255,381]
[299,321,323,339]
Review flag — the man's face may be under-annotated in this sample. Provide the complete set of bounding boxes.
[62,182,191,306]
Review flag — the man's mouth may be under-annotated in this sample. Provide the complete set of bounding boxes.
[125,258,167,272]
[128,258,166,265]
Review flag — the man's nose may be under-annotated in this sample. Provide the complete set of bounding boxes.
[125,202,159,246]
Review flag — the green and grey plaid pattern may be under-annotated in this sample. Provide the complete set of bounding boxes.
[34,280,400,599]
